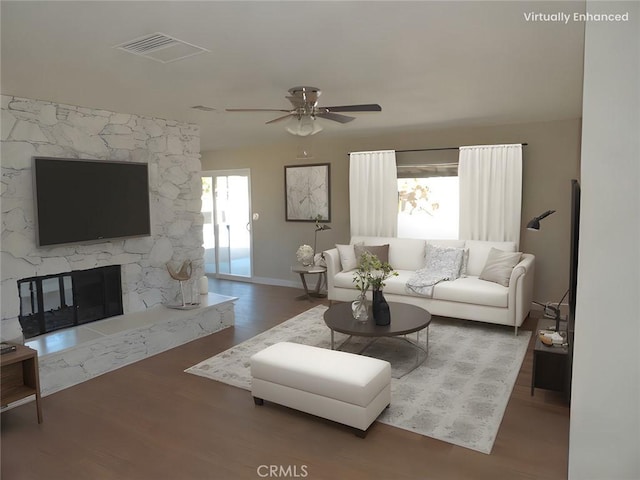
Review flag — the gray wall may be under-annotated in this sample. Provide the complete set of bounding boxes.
[201,118,581,304]
[569,2,639,478]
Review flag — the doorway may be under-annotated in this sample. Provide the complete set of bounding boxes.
[201,169,253,279]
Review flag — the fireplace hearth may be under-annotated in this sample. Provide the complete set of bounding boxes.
[18,266,123,339]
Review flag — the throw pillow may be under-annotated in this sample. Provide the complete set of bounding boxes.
[479,248,522,287]
[354,244,390,266]
[424,244,465,280]
[459,248,470,277]
[336,243,362,272]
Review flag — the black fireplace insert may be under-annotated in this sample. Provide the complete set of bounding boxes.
[18,265,123,339]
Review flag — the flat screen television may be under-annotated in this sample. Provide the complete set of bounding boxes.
[566,178,581,400]
[33,157,151,247]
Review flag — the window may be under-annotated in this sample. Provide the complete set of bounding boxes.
[396,150,459,239]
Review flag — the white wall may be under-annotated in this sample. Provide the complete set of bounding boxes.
[568,2,640,479]
[1,96,204,341]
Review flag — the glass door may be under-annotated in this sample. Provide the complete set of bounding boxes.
[201,169,252,279]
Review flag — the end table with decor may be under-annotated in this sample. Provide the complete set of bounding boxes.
[291,265,327,301]
[531,317,569,400]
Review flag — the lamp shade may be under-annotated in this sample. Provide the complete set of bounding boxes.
[526,209,556,231]
[285,116,323,136]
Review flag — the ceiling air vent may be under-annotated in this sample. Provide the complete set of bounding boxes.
[114,32,209,63]
[191,105,216,112]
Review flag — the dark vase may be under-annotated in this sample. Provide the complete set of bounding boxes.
[372,288,391,326]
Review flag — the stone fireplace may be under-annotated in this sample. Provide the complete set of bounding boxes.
[1,95,205,343]
[18,266,123,339]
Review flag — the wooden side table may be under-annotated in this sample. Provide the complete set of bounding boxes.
[531,318,569,398]
[1,344,43,423]
[291,265,327,301]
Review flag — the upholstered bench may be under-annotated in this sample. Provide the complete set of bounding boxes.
[250,342,391,437]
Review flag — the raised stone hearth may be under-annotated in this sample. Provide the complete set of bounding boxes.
[27,293,236,396]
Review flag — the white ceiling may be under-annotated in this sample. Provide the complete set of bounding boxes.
[1,1,585,152]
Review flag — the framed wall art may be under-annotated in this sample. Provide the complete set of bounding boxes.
[284,163,331,222]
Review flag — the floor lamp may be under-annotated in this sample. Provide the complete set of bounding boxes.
[527,209,566,332]
[313,219,331,263]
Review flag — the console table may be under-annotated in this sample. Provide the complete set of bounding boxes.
[1,344,43,423]
[531,318,569,398]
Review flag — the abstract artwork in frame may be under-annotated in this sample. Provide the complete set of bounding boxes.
[284,163,331,222]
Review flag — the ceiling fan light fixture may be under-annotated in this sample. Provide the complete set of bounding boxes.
[285,115,323,136]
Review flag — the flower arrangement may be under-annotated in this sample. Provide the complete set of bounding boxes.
[296,244,314,266]
[352,251,398,292]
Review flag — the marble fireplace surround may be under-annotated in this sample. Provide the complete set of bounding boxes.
[1,95,205,343]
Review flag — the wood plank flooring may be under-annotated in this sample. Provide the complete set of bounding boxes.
[1,279,570,479]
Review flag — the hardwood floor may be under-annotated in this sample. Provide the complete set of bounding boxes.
[1,279,570,479]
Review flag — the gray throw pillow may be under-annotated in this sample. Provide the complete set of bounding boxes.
[354,244,390,266]
[479,248,522,286]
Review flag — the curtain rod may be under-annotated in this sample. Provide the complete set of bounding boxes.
[348,143,528,156]
[395,143,528,153]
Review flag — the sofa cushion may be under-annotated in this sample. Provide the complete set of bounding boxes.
[379,270,415,295]
[479,248,522,286]
[464,240,517,276]
[432,276,509,308]
[334,270,414,296]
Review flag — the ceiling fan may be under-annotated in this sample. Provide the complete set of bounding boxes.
[225,86,382,136]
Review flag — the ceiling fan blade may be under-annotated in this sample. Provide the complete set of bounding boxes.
[266,113,295,124]
[226,108,291,113]
[316,112,355,124]
[321,104,382,113]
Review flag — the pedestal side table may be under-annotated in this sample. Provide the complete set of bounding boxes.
[291,265,327,301]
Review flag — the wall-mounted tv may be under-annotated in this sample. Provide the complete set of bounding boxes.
[33,157,151,247]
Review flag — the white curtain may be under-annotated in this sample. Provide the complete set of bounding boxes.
[458,144,523,247]
[349,150,398,237]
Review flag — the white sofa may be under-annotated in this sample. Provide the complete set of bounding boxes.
[324,236,535,334]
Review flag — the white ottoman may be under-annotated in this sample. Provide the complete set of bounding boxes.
[250,342,391,437]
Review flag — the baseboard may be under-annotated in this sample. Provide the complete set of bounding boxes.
[250,276,302,289]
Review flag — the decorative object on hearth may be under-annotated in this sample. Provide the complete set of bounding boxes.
[166,260,199,309]
[296,244,314,266]
[353,251,397,325]
[199,276,209,295]
[226,86,381,137]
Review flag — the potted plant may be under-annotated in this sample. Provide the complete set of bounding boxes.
[352,252,398,325]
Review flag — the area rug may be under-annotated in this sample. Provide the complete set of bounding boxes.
[185,305,530,454]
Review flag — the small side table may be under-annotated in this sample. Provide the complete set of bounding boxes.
[531,318,569,398]
[291,265,327,301]
[1,344,43,423]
